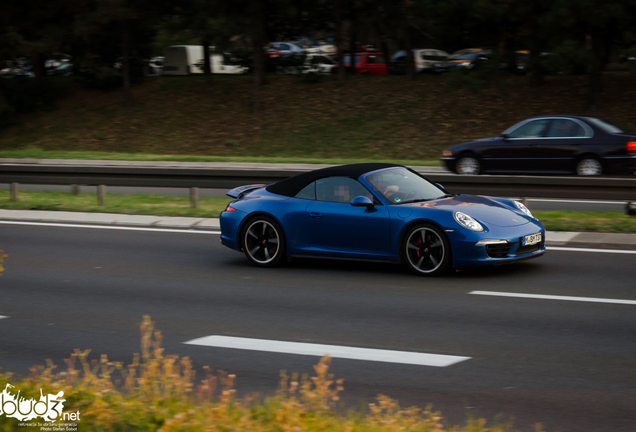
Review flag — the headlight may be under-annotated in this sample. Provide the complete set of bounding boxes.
[514,201,535,219]
[454,211,483,231]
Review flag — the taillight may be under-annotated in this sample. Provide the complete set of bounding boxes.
[224,204,237,212]
[627,142,636,151]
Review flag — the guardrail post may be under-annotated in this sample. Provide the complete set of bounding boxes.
[626,202,636,216]
[97,185,106,206]
[71,184,80,195]
[190,187,199,208]
[10,182,18,201]
[522,197,528,207]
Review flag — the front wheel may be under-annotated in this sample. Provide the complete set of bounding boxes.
[242,216,286,267]
[403,223,451,276]
[456,156,481,175]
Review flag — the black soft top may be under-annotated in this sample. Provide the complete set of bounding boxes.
[266,163,400,197]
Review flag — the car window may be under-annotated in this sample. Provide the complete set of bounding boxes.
[295,182,316,200]
[422,51,436,60]
[507,119,550,138]
[280,44,290,50]
[367,55,377,64]
[585,117,634,134]
[343,55,361,63]
[392,50,406,61]
[375,55,385,64]
[546,119,586,138]
[315,177,371,203]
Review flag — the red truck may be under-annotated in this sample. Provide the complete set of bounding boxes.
[331,52,388,75]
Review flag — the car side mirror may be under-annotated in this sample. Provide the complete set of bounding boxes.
[500,133,509,139]
[351,196,375,209]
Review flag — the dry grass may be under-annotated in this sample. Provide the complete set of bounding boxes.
[1,73,635,161]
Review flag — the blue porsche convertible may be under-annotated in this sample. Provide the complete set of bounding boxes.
[220,163,545,276]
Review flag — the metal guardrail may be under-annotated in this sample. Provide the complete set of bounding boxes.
[0,163,635,201]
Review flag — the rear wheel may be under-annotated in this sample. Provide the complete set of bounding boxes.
[576,157,602,176]
[403,223,451,276]
[242,216,286,267]
[456,155,481,175]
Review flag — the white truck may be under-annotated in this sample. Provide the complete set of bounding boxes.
[163,45,246,75]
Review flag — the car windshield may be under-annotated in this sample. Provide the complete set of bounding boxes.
[585,117,635,135]
[343,55,361,63]
[365,167,449,204]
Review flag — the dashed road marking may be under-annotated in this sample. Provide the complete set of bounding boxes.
[184,335,470,367]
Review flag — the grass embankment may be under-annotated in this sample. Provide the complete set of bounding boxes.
[0,316,535,432]
[1,190,635,232]
[1,74,636,161]
[0,149,441,166]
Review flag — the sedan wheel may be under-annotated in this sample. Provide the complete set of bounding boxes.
[576,158,602,176]
[456,156,481,175]
[403,224,451,276]
[243,217,286,267]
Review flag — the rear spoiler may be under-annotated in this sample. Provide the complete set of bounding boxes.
[226,184,266,199]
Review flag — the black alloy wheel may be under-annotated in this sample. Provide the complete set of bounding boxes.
[403,223,451,276]
[243,216,286,267]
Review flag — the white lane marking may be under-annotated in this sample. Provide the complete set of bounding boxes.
[0,316,8,319]
[470,291,636,305]
[526,199,626,205]
[184,335,470,367]
[548,246,636,255]
[1,221,635,255]
[0,221,220,234]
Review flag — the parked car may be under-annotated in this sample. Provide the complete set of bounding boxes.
[441,115,636,176]
[331,52,388,75]
[289,37,336,55]
[220,163,545,276]
[435,48,490,72]
[389,49,449,74]
[277,53,336,74]
[269,42,306,57]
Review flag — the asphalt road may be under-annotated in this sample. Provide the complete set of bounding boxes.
[0,224,635,432]
[0,183,630,211]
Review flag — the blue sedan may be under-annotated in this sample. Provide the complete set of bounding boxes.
[220,163,545,276]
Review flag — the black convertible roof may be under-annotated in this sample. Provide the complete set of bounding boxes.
[266,163,401,197]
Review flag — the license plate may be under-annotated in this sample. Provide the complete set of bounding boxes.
[523,233,542,246]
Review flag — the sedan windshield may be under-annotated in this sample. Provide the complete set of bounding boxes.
[365,167,449,204]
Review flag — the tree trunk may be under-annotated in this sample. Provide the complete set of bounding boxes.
[31,52,46,78]
[202,40,211,74]
[335,0,345,80]
[587,32,603,107]
[349,20,356,75]
[402,2,415,79]
[122,20,133,107]
[251,0,265,113]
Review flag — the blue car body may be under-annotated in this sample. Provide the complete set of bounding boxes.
[220,164,545,272]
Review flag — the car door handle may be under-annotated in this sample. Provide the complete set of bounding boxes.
[309,212,323,219]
